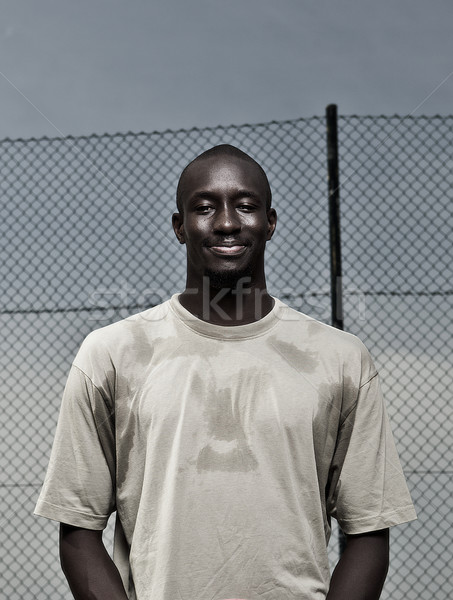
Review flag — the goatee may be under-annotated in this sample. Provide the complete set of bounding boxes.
[204,267,253,291]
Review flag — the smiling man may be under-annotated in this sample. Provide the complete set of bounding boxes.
[35,145,416,600]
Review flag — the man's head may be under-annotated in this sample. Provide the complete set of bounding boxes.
[172,145,277,291]
[176,145,272,215]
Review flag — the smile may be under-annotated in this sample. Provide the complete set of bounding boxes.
[208,245,247,257]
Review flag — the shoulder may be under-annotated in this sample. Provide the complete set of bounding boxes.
[73,300,172,371]
[275,299,365,350]
[273,299,377,380]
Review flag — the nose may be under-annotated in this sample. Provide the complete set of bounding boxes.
[213,204,241,234]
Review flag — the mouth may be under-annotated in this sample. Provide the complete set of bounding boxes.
[207,244,247,257]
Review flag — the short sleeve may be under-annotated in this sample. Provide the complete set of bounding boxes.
[326,354,417,534]
[34,363,116,529]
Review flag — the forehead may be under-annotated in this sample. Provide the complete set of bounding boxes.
[180,155,267,200]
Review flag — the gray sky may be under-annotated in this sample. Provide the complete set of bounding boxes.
[1,0,453,139]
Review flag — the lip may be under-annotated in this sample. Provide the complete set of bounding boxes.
[207,245,247,257]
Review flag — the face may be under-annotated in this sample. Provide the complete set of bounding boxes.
[172,155,277,290]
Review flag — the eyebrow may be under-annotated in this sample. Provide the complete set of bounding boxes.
[189,189,261,202]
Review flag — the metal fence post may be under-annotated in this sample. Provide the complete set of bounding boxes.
[326,103,344,331]
[325,103,346,555]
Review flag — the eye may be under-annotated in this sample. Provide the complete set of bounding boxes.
[237,203,257,212]
[194,204,214,214]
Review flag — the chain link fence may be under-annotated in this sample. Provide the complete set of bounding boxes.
[338,115,453,599]
[0,114,451,599]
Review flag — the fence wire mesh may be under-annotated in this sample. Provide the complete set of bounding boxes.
[0,114,451,599]
[338,115,453,599]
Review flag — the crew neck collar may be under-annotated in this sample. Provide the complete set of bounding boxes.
[169,293,283,340]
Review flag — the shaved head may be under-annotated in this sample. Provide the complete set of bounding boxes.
[176,144,272,214]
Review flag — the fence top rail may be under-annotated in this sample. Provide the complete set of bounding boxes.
[0,115,326,146]
[1,112,451,146]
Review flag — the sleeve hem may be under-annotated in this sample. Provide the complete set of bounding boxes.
[34,500,110,530]
[337,505,417,535]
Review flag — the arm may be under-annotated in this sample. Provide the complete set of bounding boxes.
[60,524,129,600]
[326,528,389,600]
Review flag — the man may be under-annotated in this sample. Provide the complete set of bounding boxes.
[35,144,416,599]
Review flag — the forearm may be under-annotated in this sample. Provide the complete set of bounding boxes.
[326,528,389,600]
[60,524,129,600]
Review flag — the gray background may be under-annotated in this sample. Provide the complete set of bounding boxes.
[1,0,453,140]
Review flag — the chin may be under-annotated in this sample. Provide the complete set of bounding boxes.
[205,267,253,291]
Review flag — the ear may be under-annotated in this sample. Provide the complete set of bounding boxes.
[266,208,277,241]
[172,212,185,244]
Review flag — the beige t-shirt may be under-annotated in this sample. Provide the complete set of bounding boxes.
[35,295,416,599]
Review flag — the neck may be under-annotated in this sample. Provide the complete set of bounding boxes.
[178,276,274,326]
